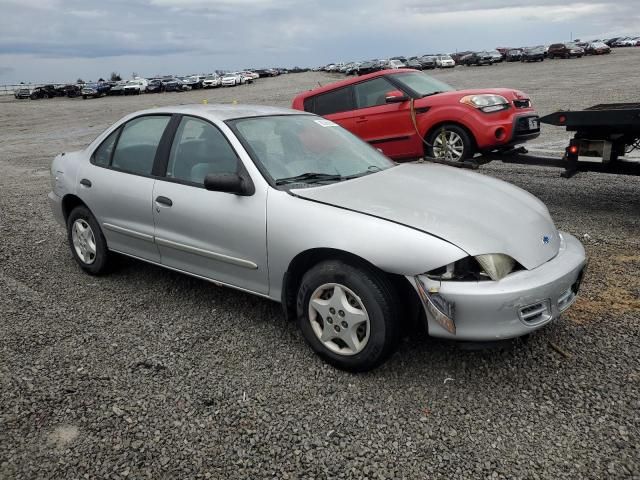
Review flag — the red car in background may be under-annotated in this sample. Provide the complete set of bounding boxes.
[292,69,540,161]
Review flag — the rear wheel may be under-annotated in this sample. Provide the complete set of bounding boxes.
[297,261,400,372]
[67,206,111,275]
[426,124,474,161]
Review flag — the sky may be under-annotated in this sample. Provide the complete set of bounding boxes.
[0,0,637,84]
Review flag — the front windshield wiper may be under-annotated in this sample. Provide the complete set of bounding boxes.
[421,91,444,98]
[275,172,343,186]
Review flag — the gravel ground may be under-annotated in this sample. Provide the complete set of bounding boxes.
[1,49,639,479]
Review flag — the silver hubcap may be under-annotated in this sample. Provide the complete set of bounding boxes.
[433,130,465,161]
[71,219,97,265]
[308,283,370,356]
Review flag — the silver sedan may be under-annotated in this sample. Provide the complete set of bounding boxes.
[48,105,586,371]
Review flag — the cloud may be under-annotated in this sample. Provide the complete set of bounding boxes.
[0,0,638,83]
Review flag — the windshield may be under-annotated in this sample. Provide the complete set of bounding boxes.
[390,71,454,97]
[227,115,394,188]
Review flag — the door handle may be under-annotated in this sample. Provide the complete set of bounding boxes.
[155,196,173,207]
[80,179,92,188]
[356,117,368,124]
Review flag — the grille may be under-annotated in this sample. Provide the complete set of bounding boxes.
[519,300,552,326]
[513,99,531,108]
[557,287,576,312]
[515,116,540,133]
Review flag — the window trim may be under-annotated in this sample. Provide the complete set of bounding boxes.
[89,113,173,180]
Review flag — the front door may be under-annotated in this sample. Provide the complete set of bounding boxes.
[352,77,418,159]
[152,115,268,294]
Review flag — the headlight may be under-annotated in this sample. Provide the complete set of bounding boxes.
[426,254,520,281]
[475,254,516,281]
[460,94,510,113]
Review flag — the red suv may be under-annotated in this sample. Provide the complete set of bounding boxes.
[292,69,540,161]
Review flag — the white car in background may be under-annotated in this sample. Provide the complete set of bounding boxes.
[123,79,148,95]
[388,59,406,69]
[221,73,242,86]
[436,55,456,68]
[202,74,221,88]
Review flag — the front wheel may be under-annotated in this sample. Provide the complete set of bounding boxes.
[425,124,474,161]
[297,261,400,372]
[67,206,111,275]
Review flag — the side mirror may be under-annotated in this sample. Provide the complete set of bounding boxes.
[385,90,409,103]
[204,173,254,196]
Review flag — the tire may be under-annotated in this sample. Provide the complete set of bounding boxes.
[425,123,474,161]
[296,260,400,372]
[66,206,110,275]
[82,95,87,99]
[548,54,554,59]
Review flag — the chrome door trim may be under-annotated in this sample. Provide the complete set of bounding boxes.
[103,223,154,242]
[155,237,259,270]
[109,249,270,299]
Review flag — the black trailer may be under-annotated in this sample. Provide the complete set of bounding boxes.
[432,103,640,177]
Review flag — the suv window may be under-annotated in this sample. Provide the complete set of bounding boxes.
[309,87,354,116]
[111,115,170,176]
[92,128,119,167]
[166,116,239,185]
[353,77,395,109]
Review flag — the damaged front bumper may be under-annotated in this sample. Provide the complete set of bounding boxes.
[408,231,586,341]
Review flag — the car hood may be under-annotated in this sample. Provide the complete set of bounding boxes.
[292,163,560,270]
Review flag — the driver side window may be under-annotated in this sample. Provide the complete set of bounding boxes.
[166,117,239,186]
[354,78,396,109]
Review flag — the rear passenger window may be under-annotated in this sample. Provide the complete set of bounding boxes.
[354,77,396,109]
[111,116,170,176]
[92,128,119,167]
[166,116,239,185]
[312,87,354,116]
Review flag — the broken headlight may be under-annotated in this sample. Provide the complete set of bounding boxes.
[426,254,519,281]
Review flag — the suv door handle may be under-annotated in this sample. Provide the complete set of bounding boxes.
[80,179,92,188]
[155,196,173,207]
[356,118,368,124]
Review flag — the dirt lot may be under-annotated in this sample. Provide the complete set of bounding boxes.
[1,49,639,479]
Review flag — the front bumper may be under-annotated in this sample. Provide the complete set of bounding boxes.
[48,191,65,227]
[409,232,586,341]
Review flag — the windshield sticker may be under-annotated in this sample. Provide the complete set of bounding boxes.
[314,119,339,127]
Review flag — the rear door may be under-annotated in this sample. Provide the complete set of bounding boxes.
[77,115,171,262]
[305,86,358,134]
[352,77,418,159]
[151,115,269,294]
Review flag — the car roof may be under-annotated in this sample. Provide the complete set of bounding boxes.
[293,68,420,99]
[131,104,306,122]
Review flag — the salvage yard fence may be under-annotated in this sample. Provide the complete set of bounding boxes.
[0,83,61,96]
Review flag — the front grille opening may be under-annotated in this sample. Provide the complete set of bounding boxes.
[513,99,531,108]
[519,300,552,326]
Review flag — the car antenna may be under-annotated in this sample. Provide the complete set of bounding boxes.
[317,82,323,87]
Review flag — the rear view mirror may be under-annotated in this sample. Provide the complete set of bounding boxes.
[204,173,254,196]
[385,90,409,103]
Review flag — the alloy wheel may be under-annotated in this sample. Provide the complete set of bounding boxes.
[433,129,465,161]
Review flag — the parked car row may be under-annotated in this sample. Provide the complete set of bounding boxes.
[320,55,457,76]
[13,69,290,100]
[323,35,636,77]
